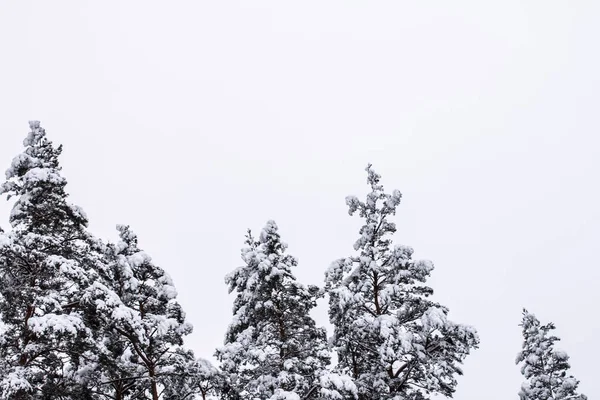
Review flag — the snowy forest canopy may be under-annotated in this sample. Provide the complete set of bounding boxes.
[0,122,587,400]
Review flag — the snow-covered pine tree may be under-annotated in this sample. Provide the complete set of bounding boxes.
[325,165,479,400]
[162,349,222,400]
[86,224,194,400]
[73,234,147,400]
[516,309,587,400]
[216,221,356,400]
[0,121,102,399]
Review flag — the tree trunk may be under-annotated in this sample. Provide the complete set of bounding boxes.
[149,365,160,400]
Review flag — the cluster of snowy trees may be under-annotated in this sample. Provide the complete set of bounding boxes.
[0,122,586,399]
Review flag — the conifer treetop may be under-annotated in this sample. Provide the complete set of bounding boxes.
[0,121,87,232]
[516,309,587,400]
[218,220,356,400]
[326,165,478,400]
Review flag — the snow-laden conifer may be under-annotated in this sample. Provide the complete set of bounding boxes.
[516,309,587,400]
[162,350,222,400]
[217,221,356,400]
[325,165,478,400]
[86,224,194,400]
[0,121,102,398]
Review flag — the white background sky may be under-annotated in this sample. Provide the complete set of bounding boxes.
[1,2,599,399]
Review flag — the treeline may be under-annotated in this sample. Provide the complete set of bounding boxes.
[0,122,586,399]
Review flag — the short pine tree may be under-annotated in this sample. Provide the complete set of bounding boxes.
[325,165,479,400]
[217,221,355,400]
[516,309,587,400]
[88,225,194,400]
[162,349,222,400]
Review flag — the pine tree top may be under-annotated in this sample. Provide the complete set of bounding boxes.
[325,165,479,400]
[516,309,587,400]
[0,121,88,233]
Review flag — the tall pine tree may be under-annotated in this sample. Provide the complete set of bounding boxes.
[325,165,478,400]
[516,309,587,400]
[217,221,355,400]
[0,121,102,399]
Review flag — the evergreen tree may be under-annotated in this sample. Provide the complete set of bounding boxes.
[85,224,193,400]
[0,121,103,399]
[216,221,355,400]
[325,165,479,400]
[162,349,222,400]
[516,309,587,400]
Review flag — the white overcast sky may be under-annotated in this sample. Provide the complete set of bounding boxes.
[1,2,599,399]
